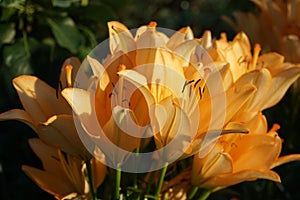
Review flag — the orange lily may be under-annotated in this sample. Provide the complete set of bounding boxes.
[192,123,300,191]
[0,58,91,160]
[22,138,106,200]
[62,21,256,165]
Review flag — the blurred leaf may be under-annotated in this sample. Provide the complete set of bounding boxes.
[0,38,39,107]
[51,0,74,7]
[0,7,17,21]
[100,0,130,9]
[81,0,88,6]
[41,37,56,61]
[2,38,38,74]
[0,23,16,46]
[46,17,85,53]
[77,24,97,47]
[79,4,117,23]
[0,0,25,6]
[51,0,88,7]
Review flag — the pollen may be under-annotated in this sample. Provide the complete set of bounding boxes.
[220,32,227,42]
[118,64,127,72]
[149,21,157,28]
[270,123,280,132]
[204,67,212,74]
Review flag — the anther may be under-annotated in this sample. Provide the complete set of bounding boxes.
[149,21,157,28]
[220,32,227,41]
[270,123,280,132]
[194,78,201,88]
[118,64,126,72]
[182,80,194,93]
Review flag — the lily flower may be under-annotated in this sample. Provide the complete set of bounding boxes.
[224,0,300,63]
[22,138,106,200]
[23,138,86,199]
[192,123,300,191]
[62,21,256,168]
[200,31,300,123]
[0,58,91,160]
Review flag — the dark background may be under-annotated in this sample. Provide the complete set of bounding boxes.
[1,0,300,199]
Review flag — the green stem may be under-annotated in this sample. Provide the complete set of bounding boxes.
[115,167,121,199]
[188,186,199,200]
[198,189,211,200]
[154,162,168,199]
[134,148,140,189]
[86,160,96,200]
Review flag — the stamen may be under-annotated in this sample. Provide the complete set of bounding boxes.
[117,64,126,105]
[220,32,227,42]
[118,64,126,72]
[250,44,261,70]
[56,81,63,98]
[182,80,194,93]
[204,67,211,74]
[65,64,73,88]
[198,87,202,99]
[231,143,237,148]
[149,21,157,28]
[270,123,280,132]
[194,78,201,88]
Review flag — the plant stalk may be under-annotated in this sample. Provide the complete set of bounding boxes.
[86,160,96,200]
[154,162,168,199]
[115,167,121,199]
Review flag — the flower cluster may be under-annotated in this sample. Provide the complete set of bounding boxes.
[1,21,300,200]
[224,0,300,63]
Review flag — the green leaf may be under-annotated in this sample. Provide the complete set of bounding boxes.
[0,38,39,105]
[0,0,25,6]
[77,24,97,47]
[3,38,38,74]
[80,4,117,23]
[51,0,74,8]
[81,0,88,6]
[46,17,85,53]
[0,23,16,46]
[0,7,17,21]
[100,0,130,9]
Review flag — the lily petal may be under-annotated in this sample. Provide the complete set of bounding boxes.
[136,23,168,49]
[37,114,91,160]
[87,55,110,90]
[200,170,280,190]
[230,134,281,171]
[0,109,36,130]
[13,75,71,123]
[108,21,135,54]
[257,52,284,69]
[235,68,272,112]
[192,143,233,185]
[174,40,200,67]
[271,154,300,169]
[28,138,69,177]
[262,65,300,109]
[150,97,192,161]
[201,84,256,131]
[167,26,193,50]
[62,88,101,138]
[58,57,81,90]
[22,165,76,199]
